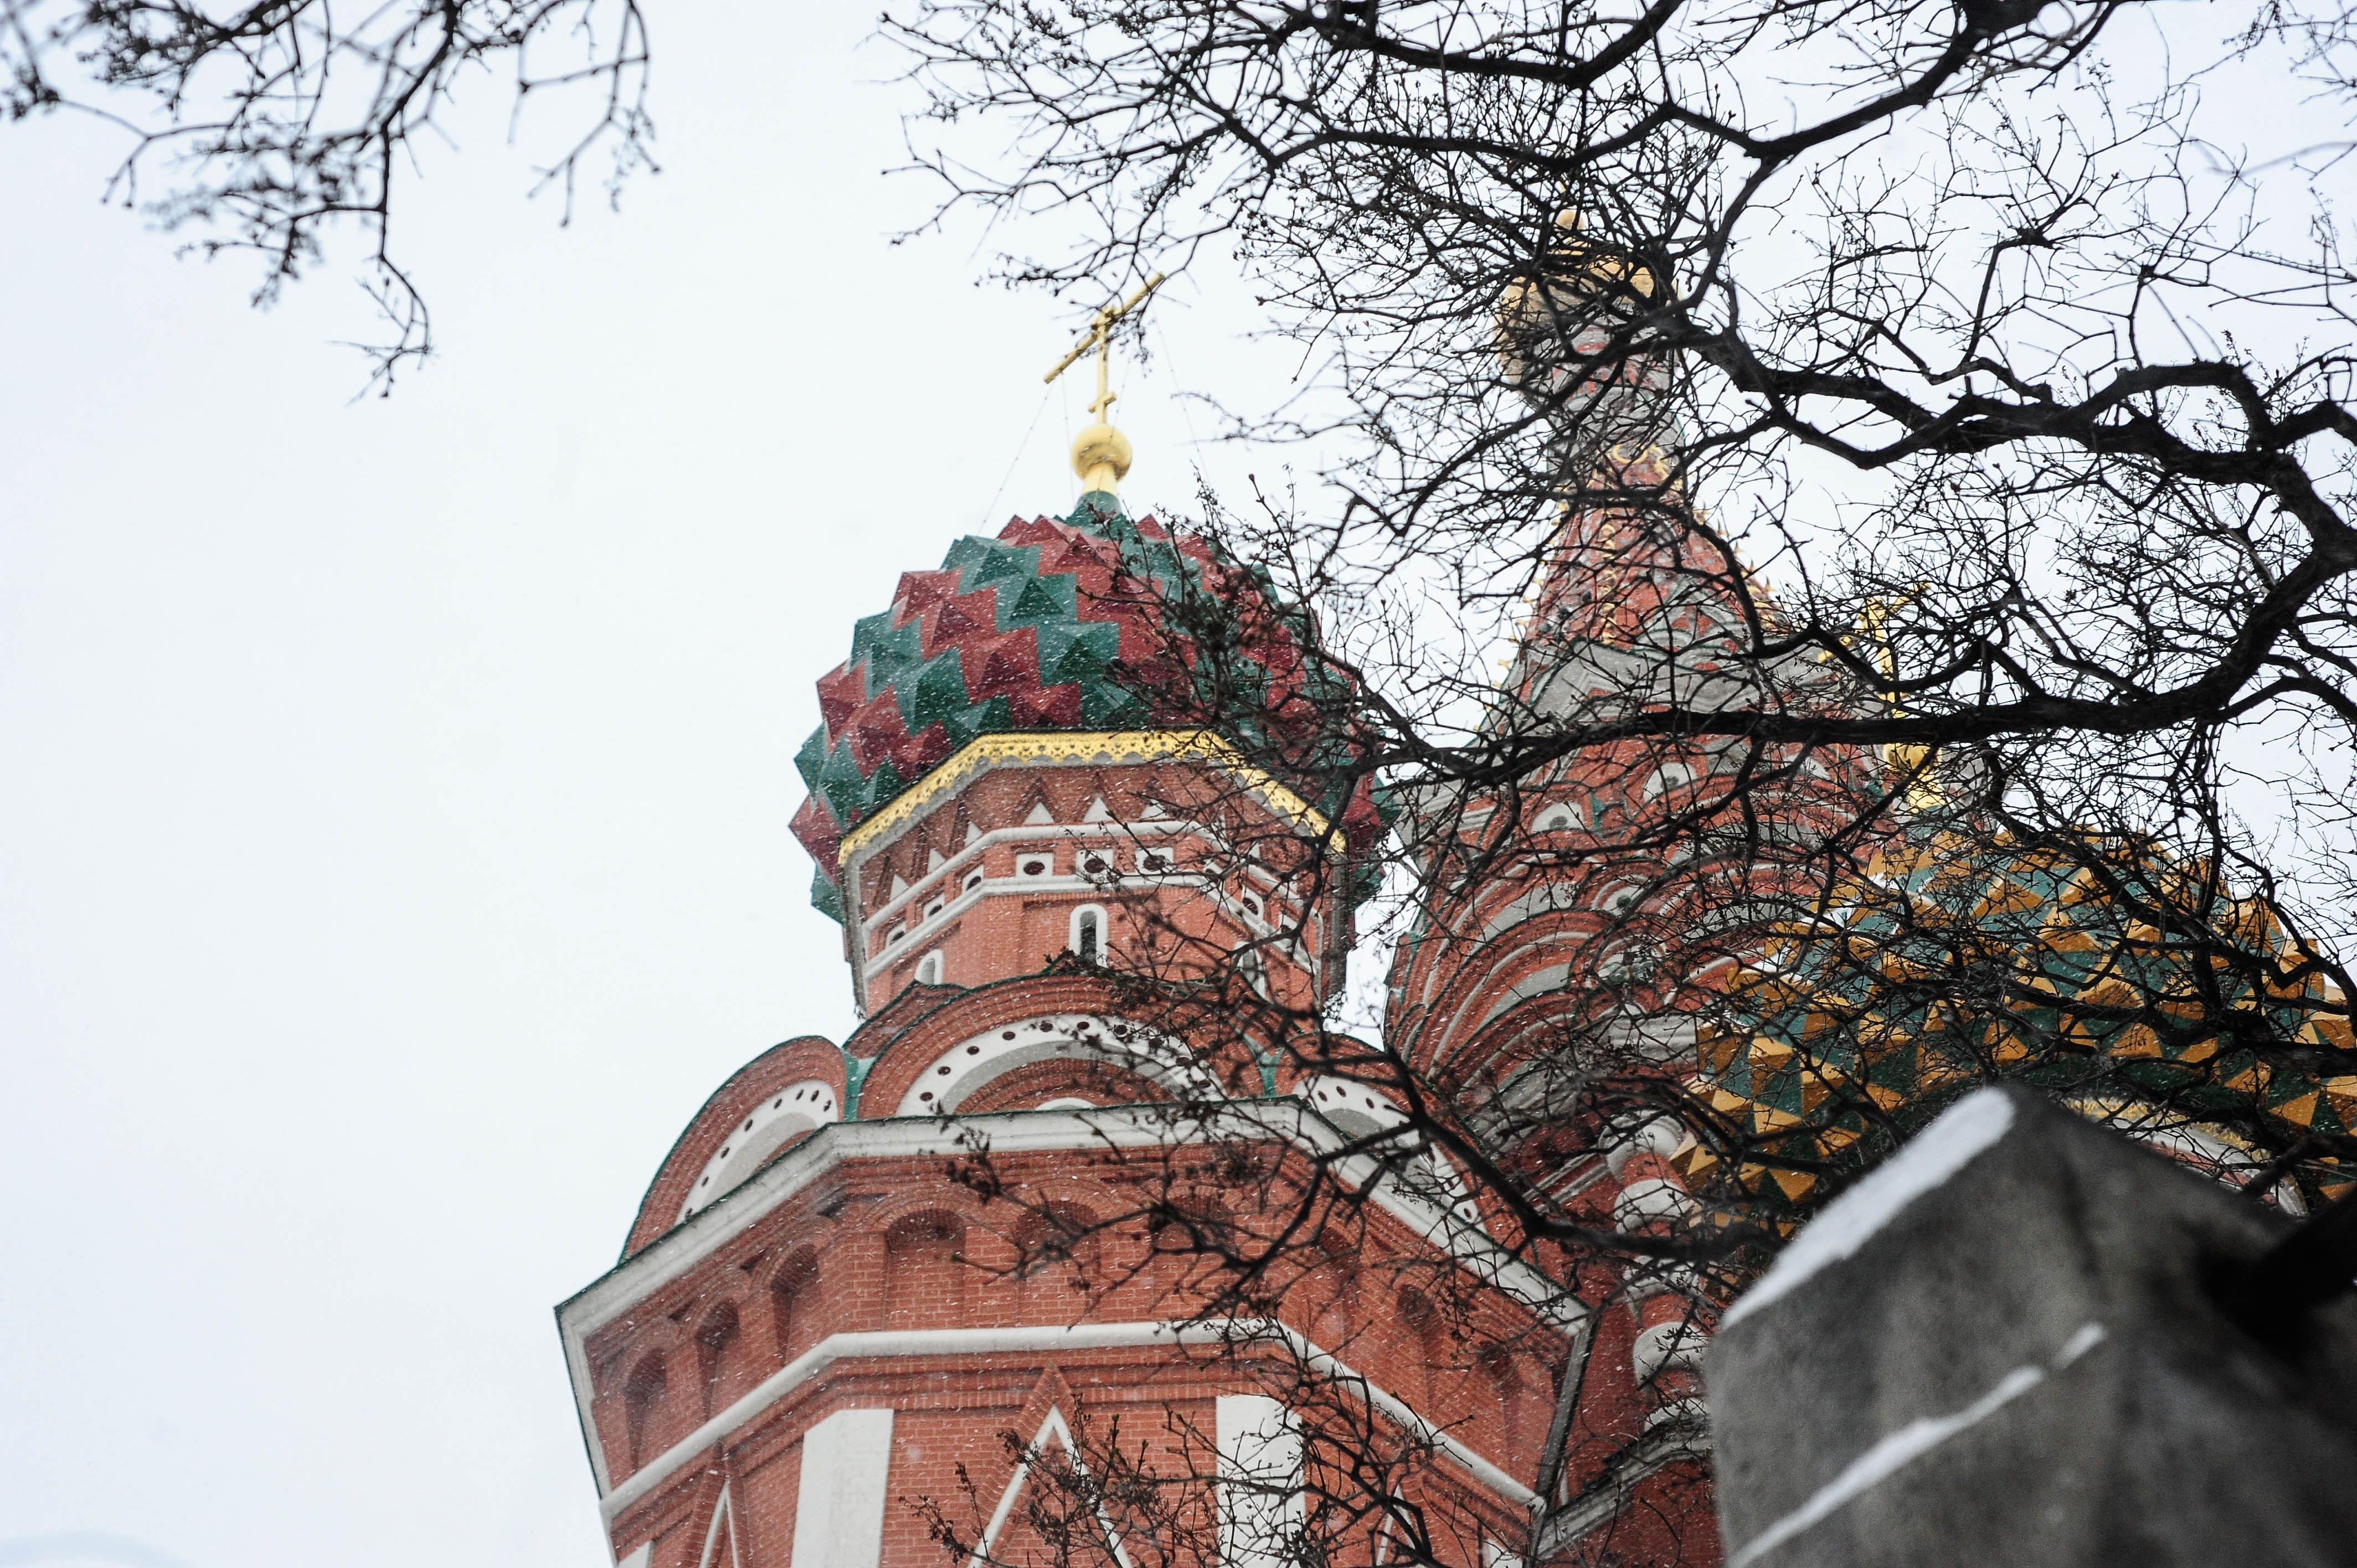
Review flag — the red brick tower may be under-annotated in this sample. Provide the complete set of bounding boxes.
[1380,457,1752,1565]
[1381,225,1871,1565]
[557,370,1573,1564]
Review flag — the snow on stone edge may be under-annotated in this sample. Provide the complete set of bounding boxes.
[1720,1088,2018,1329]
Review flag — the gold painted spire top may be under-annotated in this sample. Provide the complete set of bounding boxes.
[1860,591,1942,810]
[1045,272,1165,495]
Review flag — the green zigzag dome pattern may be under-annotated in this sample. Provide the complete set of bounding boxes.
[788,494,1382,922]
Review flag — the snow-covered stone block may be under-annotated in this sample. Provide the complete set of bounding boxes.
[1706,1086,2357,1568]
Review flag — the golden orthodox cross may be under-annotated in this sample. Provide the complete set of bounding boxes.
[1859,590,1941,807]
[1044,272,1167,424]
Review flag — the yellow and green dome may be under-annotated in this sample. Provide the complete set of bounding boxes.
[1694,826,2357,1208]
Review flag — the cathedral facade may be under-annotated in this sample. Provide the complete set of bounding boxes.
[553,314,1737,1563]
[552,239,2354,1567]
[549,511,1690,1564]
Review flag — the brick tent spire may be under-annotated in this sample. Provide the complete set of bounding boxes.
[1376,219,1821,1564]
[1486,213,1762,721]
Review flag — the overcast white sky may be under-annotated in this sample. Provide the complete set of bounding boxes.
[6,6,2346,1566]
[0,7,1300,1565]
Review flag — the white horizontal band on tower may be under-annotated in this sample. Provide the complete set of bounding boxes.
[596,1318,1538,1524]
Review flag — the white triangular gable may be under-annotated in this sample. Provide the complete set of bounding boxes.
[697,1483,742,1568]
[1083,796,1114,823]
[971,1406,1136,1568]
[1024,801,1057,826]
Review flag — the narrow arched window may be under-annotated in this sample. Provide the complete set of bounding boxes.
[693,1302,741,1417]
[914,951,944,986]
[884,1210,966,1327]
[1070,904,1107,964]
[622,1350,668,1467]
[770,1249,820,1363]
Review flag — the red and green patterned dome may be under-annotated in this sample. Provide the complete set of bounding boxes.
[790,495,1382,920]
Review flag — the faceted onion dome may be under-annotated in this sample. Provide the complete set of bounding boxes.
[1696,824,2357,1211]
[789,495,1386,920]
[1494,213,1663,399]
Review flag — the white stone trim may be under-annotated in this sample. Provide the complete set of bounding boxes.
[789,1407,896,1568]
[1069,902,1110,961]
[971,1404,1138,1568]
[1629,1319,1708,1381]
[680,1079,841,1222]
[1533,1411,1713,1557]
[861,819,1192,929]
[593,1319,1541,1527]
[559,1103,1582,1500]
[850,818,1324,1003]
[1217,1393,1304,1568]
[851,816,1197,1007]
[1641,762,1695,800]
[859,865,1310,988]
[1300,1077,1484,1230]
[864,876,989,977]
[695,1482,740,1568]
[891,1013,1212,1117]
[564,1105,1571,1342]
[1610,1177,1697,1234]
[1602,1117,1687,1180]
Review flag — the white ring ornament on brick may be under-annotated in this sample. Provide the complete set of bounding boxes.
[1612,1175,1699,1234]
[892,1013,1213,1116]
[1604,1116,1689,1179]
[680,1079,841,1221]
[1629,1317,1709,1381]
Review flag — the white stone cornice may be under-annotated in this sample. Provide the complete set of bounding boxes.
[557,1102,1583,1497]
[594,1319,1540,1526]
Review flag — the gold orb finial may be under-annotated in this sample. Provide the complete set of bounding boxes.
[1043,272,1165,499]
[1071,422,1134,493]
